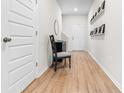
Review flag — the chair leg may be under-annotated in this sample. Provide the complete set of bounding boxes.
[54,61,57,71]
[51,61,54,67]
[64,59,66,67]
[69,57,71,68]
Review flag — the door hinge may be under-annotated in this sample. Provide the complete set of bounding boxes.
[36,0,37,4]
[36,62,38,67]
[36,31,38,36]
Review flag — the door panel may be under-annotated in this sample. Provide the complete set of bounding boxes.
[9,37,33,47]
[8,55,33,72]
[9,24,34,37]
[2,0,36,92]
[8,62,33,86]
[9,0,33,18]
[8,46,33,61]
[8,71,34,93]
[72,25,87,51]
[8,12,33,26]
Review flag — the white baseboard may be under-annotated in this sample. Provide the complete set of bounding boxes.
[88,51,122,91]
[36,67,49,78]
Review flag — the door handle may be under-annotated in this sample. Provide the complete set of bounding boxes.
[3,37,12,43]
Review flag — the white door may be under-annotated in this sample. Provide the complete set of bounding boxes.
[2,0,37,93]
[71,25,87,51]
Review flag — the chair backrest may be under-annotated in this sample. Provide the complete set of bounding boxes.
[49,35,57,58]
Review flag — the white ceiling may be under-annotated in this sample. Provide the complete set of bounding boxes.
[57,0,94,16]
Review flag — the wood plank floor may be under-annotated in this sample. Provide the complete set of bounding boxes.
[22,52,121,93]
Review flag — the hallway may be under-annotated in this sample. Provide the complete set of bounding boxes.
[23,52,121,93]
[1,0,122,92]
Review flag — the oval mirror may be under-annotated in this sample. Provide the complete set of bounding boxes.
[54,19,59,35]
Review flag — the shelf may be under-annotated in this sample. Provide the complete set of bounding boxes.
[90,24,105,37]
[90,9,105,24]
[90,0,105,24]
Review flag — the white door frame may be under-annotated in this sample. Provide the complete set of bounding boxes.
[2,0,8,92]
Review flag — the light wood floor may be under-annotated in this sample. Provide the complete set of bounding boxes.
[22,52,121,93]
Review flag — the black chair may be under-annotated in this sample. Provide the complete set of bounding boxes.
[49,35,71,71]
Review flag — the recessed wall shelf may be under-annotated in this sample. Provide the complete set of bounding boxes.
[90,0,105,24]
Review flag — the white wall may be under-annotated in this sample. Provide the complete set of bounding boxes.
[36,0,62,77]
[62,16,88,51]
[88,0,122,90]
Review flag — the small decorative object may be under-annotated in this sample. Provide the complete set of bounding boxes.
[99,26,102,33]
[95,28,98,34]
[92,15,94,19]
[90,31,92,36]
[95,12,97,17]
[54,19,59,35]
[98,7,101,13]
[102,24,105,34]
[90,17,93,22]
[92,31,94,35]
[90,31,94,36]
[101,0,105,9]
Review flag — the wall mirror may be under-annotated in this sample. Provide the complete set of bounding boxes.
[54,19,59,35]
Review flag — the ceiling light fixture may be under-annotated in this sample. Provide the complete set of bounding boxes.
[74,8,78,12]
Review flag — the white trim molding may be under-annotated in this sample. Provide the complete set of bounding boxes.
[36,67,49,78]
[88,51,122,91]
